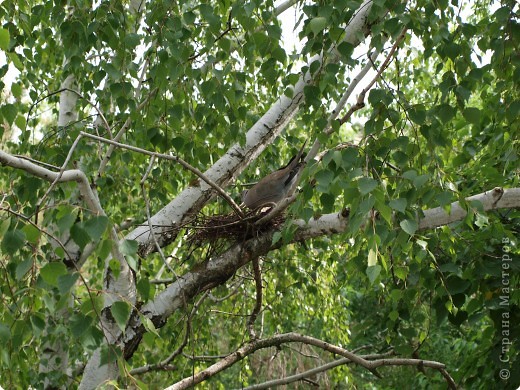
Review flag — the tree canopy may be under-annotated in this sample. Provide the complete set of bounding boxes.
[0,0,519,388]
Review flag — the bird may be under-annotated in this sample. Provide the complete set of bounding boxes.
[242,140,307,210]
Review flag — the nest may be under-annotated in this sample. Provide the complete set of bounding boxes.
[187,209,286,246]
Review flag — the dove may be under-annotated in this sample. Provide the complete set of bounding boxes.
[242,140,307,209]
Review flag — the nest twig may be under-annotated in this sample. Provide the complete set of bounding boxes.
[187,209,286,246]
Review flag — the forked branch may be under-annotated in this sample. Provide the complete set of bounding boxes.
[165,332,456,390]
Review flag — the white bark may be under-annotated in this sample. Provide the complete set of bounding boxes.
[57,74,79,127]
[418,187,518,230]
[78,350,119,390]
[295,187,520,238]
[0,151,103,214]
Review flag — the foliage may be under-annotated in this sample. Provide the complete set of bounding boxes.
[0,0,518,388]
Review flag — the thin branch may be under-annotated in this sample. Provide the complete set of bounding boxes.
[241,357,354,390]
[274,0,299,15]
[242,351,396,390]
[81,132,244,217]
[339,27,408,125]
[327,47,382,132]
[12,155,60,171]
[154,234,184,280]
[208,278,244,302]
[0,206,71,262]
[140,155,177,277]
[26,87,112,135]
[96,75,157,178]
[35,132,84,222]
[247,257,263,340]
[181,352,230,362]
[130,291,209,375]
[366,358,457,389]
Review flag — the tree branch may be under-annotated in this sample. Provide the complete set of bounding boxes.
[242,352,394,390]
[338,26,408,126]
[81,131,244,217]
[247,257,263,340]
[0,149,102,215]
[140,155,177,276]
[166,330,456,390]
[417,187,517,230]
[165,332,384,389]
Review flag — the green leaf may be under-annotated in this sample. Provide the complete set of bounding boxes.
[376,202,393,225]
[448,310,468,326]
[409,105,426,125]
[303,85,321,106]
[70,224,90,250]
[40,262,68,287]
[111,301,131,333]
[400,219,418,236]
[124,33,141,48]
[22,224,40,244]
[309,17,327,35]
[100,344,122,365]
[337,41,354,60]
[0,27,9,50]
[368,89,391,106]
[413,174,429,188]
[358,177,378,195]
[0,323,11,343]
[444,42,460,60]
[0,218,10,237]
[141,315,160,337]
[366,265,381,284]
[15,258,33,280]
[97,239,113,260]
[436,104,456,124]
[463,107,481,125]
[272,231,282,245]
[30,314,46,336]
[57,209,77,234]
[137,277,151,302]
[1,104,17,126]
[1,229,26,254]
[183,11,196,24]
[83,216,109,241]
[315,169,334,192]
[446,276,471,294]
[120,239,138,257]
[71,313,94,338]
[475,213,489,227]
[402,170,417,180]
[11,82,22,99]
[320,193,335,212]
[58,273,79,294]
[389,198,407,213]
